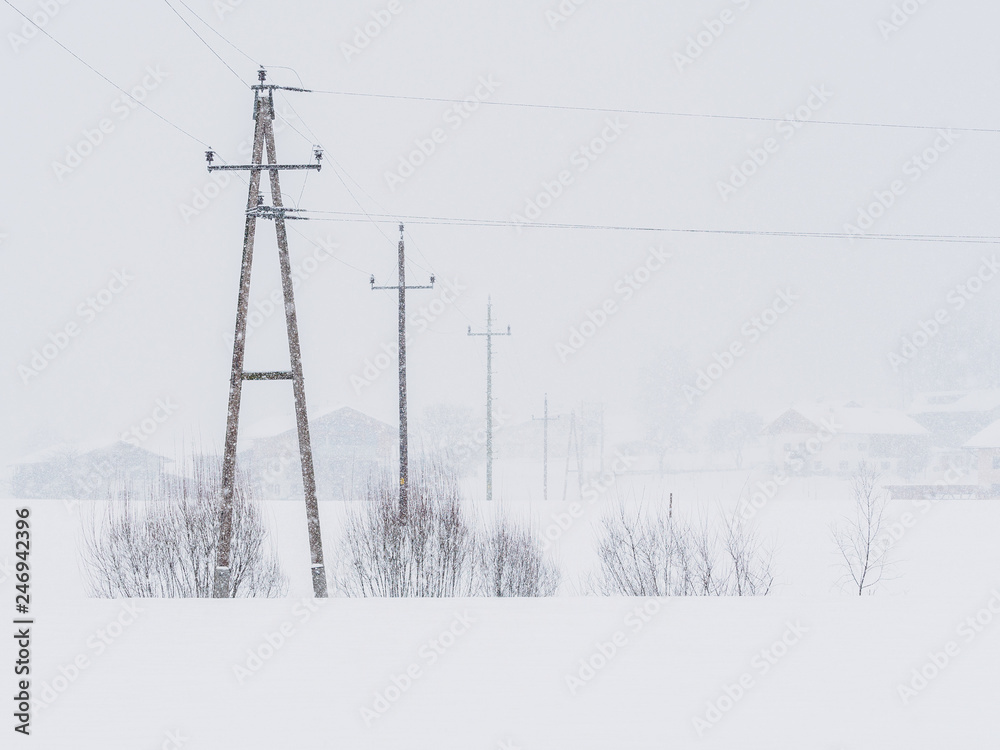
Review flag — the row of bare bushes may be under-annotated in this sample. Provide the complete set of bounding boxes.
[79,461,770,598]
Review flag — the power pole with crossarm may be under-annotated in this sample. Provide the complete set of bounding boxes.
[206,67,328,598]
[468,297,510,502]
[370,224,434,520]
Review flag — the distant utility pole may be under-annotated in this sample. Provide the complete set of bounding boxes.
[532,393,560,501]
[468,297,510,502]
[562,410,583,502]
[371,223,434,520]
[206,67,328,598]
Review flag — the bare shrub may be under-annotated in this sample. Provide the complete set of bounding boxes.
[832,463,891,595]
[334,466,477,597]
[80,462,286,598]
[593,500,773,596]
[477,516,561,597]
[333,465,560,597]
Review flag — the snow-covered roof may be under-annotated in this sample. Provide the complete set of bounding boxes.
[765,402,928,437]
[909,390,1000,414]
[964,420,1000,448]
[13,440,168,465]
[246,406,392,441]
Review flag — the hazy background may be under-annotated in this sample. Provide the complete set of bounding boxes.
[3,0,1000,462]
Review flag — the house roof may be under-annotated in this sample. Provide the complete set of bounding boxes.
[909,390,1000,414]
[247,406,393,442]
[764,402,928,437]
[14,440,169,466]
[964,420,1000,448]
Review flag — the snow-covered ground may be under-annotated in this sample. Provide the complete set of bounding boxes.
[11,470,1000,748]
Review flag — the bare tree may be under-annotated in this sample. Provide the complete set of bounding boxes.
[80,461,286,598]
[832,463,891,595]
[593,499,773,596]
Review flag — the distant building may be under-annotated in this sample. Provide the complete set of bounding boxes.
[963,420,1000,494]
[11,441,169,499]
[248,407,394,502]
[908,390,1000,447]
[763,402,929,477]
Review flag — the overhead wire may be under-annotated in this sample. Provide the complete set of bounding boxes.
[2,0,212,148]
[161,0,248,86]
[306,87,1000,136]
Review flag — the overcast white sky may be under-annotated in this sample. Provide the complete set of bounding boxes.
[3,0,1000,461]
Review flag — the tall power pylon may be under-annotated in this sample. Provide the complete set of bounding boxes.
[468,297,510,502]
[371,224,434,520]
[532,393,560,501]
[206,67,328,598]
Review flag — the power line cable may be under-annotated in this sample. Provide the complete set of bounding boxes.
[307,87,1000,136]
[172,0,258,66]
[297,211,1000,244]
[2,0,212,148]
[161,0,248,86]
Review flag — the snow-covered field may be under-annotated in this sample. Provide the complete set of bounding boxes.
[11,471,1000,748]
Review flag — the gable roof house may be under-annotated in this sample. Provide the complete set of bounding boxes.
[762,402,929,478]
[248,407,394,502]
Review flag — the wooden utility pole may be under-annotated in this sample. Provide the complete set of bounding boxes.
[207,67,328,598]
[532,394,560,501]
[467,297,510,502]
[371,224,433,520]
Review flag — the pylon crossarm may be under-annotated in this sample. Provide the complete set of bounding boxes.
[209,163,321,172]
[242,371,293,381]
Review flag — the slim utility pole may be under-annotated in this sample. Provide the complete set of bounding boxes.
[467,297,510,502]
[206,67,328,598]
[371,223,434,520]
[532,394,560,501]
[562,410,583,502]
